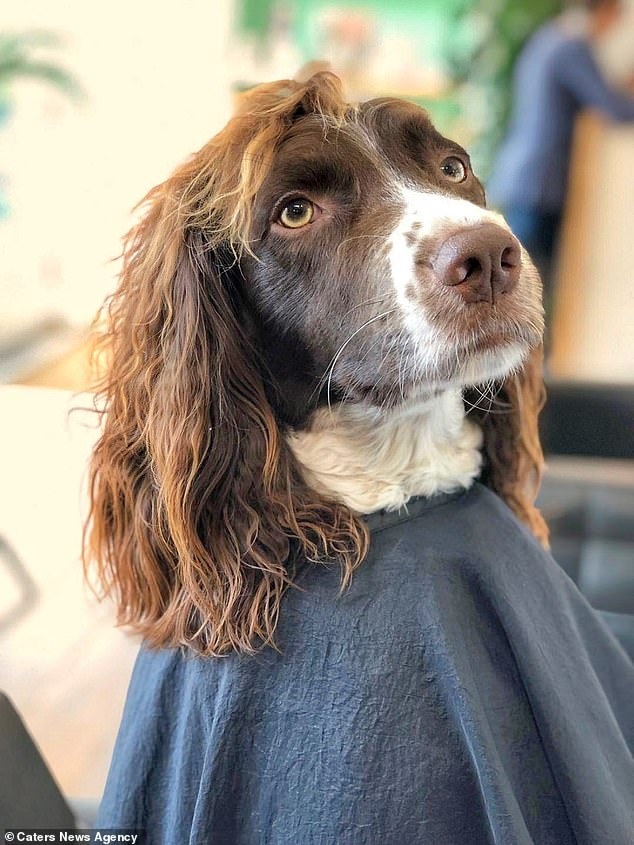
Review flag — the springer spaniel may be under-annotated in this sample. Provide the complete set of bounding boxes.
[85,72,547,655]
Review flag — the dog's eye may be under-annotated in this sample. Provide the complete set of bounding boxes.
[279,198,315,229]
[440,156,467,183]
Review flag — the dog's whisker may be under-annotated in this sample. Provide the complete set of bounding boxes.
[341,295,390,317]
[336,233,390,256]
[335,334,386,408]
[324,309,399,412]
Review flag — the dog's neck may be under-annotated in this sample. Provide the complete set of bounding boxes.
[288,390,482,514]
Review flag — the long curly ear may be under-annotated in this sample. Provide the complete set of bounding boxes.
[84,74,366,656]
[468,346,549,547]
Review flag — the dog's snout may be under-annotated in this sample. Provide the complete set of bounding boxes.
[432,224,521,303]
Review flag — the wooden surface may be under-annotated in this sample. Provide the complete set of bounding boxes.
[18,335,97,392]
[550,112,634,383]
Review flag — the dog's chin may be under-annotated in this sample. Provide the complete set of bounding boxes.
[327,339,533,419]
[453,340,532,388]
[409,337,535,395]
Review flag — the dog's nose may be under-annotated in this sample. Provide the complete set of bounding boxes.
[432,223,521,303]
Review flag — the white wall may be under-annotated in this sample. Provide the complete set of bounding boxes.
[0,1,235,332]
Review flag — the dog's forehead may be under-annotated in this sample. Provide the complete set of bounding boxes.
[248,97,487,237]
[277,99,448,161]
[272,112,369,166]
[358,97,440,144]
[263,99,481,200]
[364,101,458,177]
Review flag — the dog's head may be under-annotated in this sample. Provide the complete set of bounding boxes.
[86,73,546,654]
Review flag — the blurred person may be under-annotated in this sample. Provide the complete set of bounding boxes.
[487,0,634,297]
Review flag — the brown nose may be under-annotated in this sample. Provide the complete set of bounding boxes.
[432,223,521,303]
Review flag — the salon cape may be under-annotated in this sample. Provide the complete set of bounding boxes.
[97,483,634,844]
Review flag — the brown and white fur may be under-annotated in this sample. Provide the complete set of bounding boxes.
[84,73,547,656]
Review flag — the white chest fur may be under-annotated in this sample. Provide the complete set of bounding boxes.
[288,391,482,514]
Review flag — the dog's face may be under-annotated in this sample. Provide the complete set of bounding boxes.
[242,97,542,426]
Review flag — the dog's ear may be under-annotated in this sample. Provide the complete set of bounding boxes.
[84,74,366,656]
[469,346,549,547]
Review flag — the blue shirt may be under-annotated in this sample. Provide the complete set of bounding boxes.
[97,484,634,844]
[488,20,634,212]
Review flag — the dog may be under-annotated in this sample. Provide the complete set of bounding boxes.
[85,72,547,657]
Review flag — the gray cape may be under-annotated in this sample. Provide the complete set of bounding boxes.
[97,484,634,844]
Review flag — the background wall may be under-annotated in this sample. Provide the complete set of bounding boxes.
[1,0,234,342]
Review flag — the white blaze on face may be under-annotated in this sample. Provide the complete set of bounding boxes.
[388,187,509,311]
[386,187,525,384]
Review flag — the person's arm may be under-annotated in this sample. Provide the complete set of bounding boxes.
[556,39,634,121]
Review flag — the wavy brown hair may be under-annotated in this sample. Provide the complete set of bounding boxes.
[84,72,547,657]
[466,345,548,546]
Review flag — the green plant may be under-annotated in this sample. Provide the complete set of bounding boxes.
[0,30,82,219]
[446,0,563,177]
[0,30,82,102]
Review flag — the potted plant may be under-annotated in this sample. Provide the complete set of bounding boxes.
[0,29,82,218]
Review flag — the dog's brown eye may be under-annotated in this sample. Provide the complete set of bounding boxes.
[279,198,314,229]
[440,156,467,183]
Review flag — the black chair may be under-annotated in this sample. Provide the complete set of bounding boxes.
[539,379,634,658]
[0,692,76,828]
